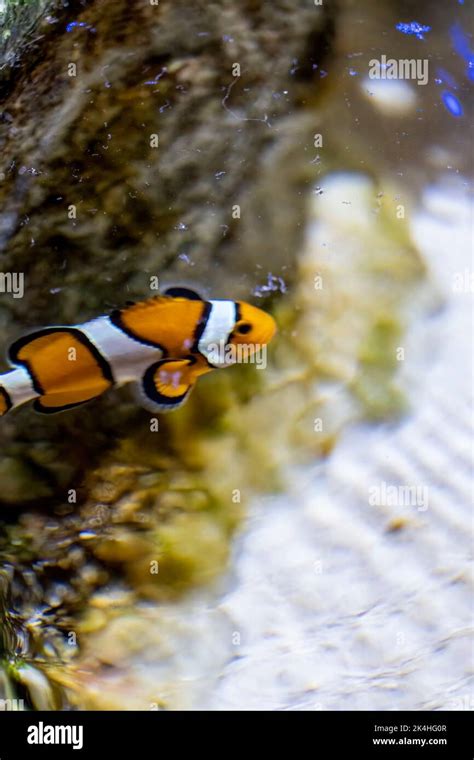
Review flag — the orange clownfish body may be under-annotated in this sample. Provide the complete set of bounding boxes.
[0,287,276,416]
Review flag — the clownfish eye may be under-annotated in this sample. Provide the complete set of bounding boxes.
[236,322,252,335]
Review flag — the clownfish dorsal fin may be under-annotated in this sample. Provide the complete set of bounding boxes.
[118,288,204,316]
[136,357,197,412]
[163,286,204,301]
[118,294,170,314]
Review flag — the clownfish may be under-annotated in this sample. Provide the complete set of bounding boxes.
[0,287,276,417]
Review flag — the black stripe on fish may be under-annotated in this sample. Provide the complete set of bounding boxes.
[163,286,204,301]
[191,301,213,359]
[33,397,95,415]
[0,385,12,412]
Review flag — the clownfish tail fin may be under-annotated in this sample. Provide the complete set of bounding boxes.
[6,327,113,415]
[0,382,13,417]
[0,368,38,418]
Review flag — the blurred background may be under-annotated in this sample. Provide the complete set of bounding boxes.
[0,0,472,710]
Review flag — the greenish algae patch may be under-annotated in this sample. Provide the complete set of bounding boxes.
[352,317,408,420]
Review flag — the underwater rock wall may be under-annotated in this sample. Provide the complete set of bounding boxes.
[0,0,334,501]
[0,0,337,708]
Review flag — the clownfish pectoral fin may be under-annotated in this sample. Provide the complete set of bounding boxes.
[162,286,204,301]
[137,357,198,412]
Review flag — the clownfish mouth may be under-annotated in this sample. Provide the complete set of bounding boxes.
[205,339,269,369]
